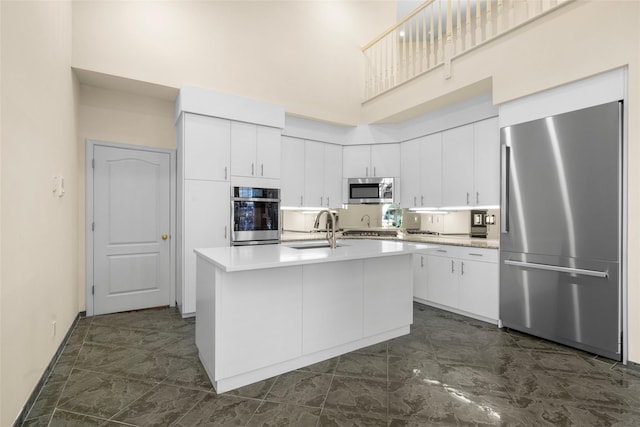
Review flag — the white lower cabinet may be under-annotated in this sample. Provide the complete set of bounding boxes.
[414,246,499,323]
[302,261,363,354]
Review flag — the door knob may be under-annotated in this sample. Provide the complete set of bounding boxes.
[161,234,168,240]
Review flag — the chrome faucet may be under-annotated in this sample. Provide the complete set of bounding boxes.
[361,214,371,228]
[315,209,337,249]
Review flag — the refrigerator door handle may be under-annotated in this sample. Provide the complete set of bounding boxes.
[504,259,608,278]
[501,145,510,233]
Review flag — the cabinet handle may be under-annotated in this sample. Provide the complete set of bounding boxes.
[421,195,424,206]
[300,195,304,206]
[437,249,447,253]
[326,197,330,207]
[466,192,470,205]
[373,166,376,177]
[320,196,323,206]
[451,260,455,273]
[461,261,465,275]
[365,167,369,177]
[421,256,424,268]
[261,164,264,176]
[224,226,227,239]
[469,253,484,257]
[476,191,479,204]
[224,166,228,180]
[251,163,255,176]
[413,196,417,206]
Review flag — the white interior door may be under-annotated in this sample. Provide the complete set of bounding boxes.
[92,145,172,315]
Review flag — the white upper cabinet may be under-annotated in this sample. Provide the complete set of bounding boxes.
[280,136,305,207]
[323,143,343,208]
[343,144,400,178]
[472,117,500,206]
[420,134,442,208]
[281,138,342,208]
[231,121,281,179]
[400,139,421,208]
[370,144,400,177]
[304,140,343,208]
[401,134,442,208]
[304,141,325,207]
[183,113,230,182]
[342,145,371,178]
[441,124,474,207]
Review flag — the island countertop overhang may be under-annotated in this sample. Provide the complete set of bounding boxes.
[194,239,439,273]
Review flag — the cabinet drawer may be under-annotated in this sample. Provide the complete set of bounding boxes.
[458,248,498,263]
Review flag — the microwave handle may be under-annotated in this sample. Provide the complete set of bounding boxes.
[365,167,368,177]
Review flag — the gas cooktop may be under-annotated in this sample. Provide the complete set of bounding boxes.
[342,229,399,237]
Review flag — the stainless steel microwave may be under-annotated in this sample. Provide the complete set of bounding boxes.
[347,177,394,204]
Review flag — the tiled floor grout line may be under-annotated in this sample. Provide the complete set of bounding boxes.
[314,355,341,426]
[44,316,94,427]
[243,371,282,427]
[169,386,211,427]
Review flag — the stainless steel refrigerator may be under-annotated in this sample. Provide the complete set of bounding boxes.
[500,101,622,360]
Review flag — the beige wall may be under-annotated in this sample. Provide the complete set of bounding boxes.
[77,85,176,312]
[72,0,396,126]
[0,1,78,425]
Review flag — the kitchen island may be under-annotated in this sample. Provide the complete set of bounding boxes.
[194,239,435,393]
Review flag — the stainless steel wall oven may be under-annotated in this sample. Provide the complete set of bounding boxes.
[231,186,280,245]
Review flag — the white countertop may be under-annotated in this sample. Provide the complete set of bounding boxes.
[195,239,437,272]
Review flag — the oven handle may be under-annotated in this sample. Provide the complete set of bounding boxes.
[504,260,608,278]
[233,197,281,203]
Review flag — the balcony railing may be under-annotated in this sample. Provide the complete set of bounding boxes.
[362,0,572,101]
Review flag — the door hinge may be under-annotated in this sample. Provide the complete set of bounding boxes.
[92,285,95,295]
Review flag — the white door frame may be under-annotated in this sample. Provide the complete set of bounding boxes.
[85,139,176,317]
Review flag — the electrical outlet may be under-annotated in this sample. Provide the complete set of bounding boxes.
[52,320,56,337]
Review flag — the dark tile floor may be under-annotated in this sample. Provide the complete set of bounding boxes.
[21,303,640,426]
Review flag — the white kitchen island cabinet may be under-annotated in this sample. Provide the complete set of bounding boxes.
[195,239,434,393]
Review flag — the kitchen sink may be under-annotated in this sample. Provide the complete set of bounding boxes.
[289,243,346,250]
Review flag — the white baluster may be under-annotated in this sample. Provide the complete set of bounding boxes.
[444,0,453,78]
[509,0,515,28]
[465,0,472,49]
[456,0,462,54]
[422,8,427,72]
[497,0,503,33]
[475,0,482,44]
[437,1,443,63]
[486,0,493,38]
[429,4,435,66]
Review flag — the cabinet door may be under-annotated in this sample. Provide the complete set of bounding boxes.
[371,144,400,177]
[183,180,229,314]
[458,259,499,320]
[304,141,325,207]
[425,254,458,308]
[420,133,442,207]
[413,254,428,300]
[441,125,474,207]
[256,126,281,179]
[400,139,421,208]
[323,143,343,208]
[343,145,371,178]
[302,261,363,354]
[363,256,413,336]
[280,136,305,207]
[473,117,500,206]
[183,114,230,181]
[230,121,256,177]
[219,266,302,377]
